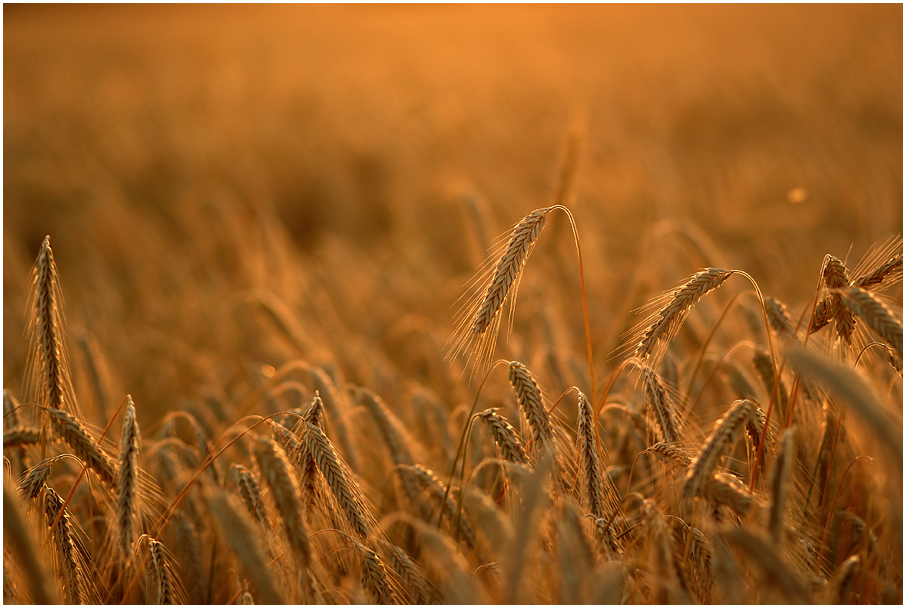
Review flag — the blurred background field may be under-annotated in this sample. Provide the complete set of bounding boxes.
[3,3,902,420]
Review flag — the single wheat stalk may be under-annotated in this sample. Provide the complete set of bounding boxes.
[638,363,682,444]
[767,428,795,544]
[311,367,359,474]
[576,390,606,519]
[634,268,734,362]
[683,399,755,497]
[47,407,118,490]
[253,436,312,570]
[474,207,551,335]
[18,456,66,500]
[228,464,267,525]
[33,236,71,417]
[169,510,205,604]
[146,537,175,605]
[353,540,398,604]
[118,395,140,565]
[836,286,903,354]
[44,486,87,604]
[821,255,856,344]
[204,486,283,604]
[478,408,528,464]
[303,421,373,541]
[447,207,553,375]
[648,442,692,469]
[706,473,760,517]
[507,361,555,457]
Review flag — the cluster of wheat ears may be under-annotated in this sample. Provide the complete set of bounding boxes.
[3,205,902,604]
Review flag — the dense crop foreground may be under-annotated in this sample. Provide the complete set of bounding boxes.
[2,4,903,606]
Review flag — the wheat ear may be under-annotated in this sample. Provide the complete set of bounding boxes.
[634,268,734,362]
[854,252,903,290]
[820,255,856,344]
[683,399,755,498]
[303,421,373,541]
[764,296,795,337]
[311,367,359,473]
[507,361,555,456]
[823,554,861,603]
[669,518,713,604]
[253,436,312,570]
[641,500,684,603]
[205,487,283,604]
[33,236,73,417]
[4,426,41,448]
[767,428,795,544]
[44,486,87,604]
[228,464,267,525]
[352,540,398,604]
[47,407,118,490]
[836,286,903,354]
[478,408,528,464]
[406,464,476,549]
[638,362,682,444]
[375,540,432,604]
[118,395,140,565]
[18,456,66,499]
[576,390,606,519]
[146,537,176,604]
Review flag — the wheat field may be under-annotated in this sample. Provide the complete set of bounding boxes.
[3,4,903,605]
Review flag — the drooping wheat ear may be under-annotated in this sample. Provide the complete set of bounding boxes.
[507,361,555,456]
[576,390,606,519]
[352,540,398,604]
[669,518,713,604]
[854,252,903,290]
[648,442,692,469]
[834,510,878,556]
[767,428,795,544]
[359,389,415,466]
[764,296,795,337]
[722,528,811,603]
[228,464,267,525]
[836,286,903,354]
[47,408,118,490]
[253,436,312,570]
[375,540,432,604]
[18,455,67,500]
[478,409,528,464]
[204,486,283,604]
[302,394,325,428]
[303,421,373,542]
[448,207,553,375]
[824,555,861,604]
[474,207,551,336]
[637,362,682,444]
[634,268,734,362]
[118,395,140,565]
[4,426,41,448]
[886,346,903,375]
[810,297,832,332]
[406,464,476,549]
[43,486,87,604]
[146,537,175,604]
[683,399,755,498]
[270,419,321,518]
[745,404,774,472]
[705,473,761,518]
[752,346,788,415]
[311,367,359,474]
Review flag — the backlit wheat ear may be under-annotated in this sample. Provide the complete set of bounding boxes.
[352,539,398,604]
[253,436,312,570]
[303,421,374,542]
[823,555,861,604]
[635,361,682,444]
[507,361,555,457]
[44,487,87,604]
[18,455,67,500]
[30,236,78,420]
[683,399,755,498]
[633,268,734,363]
[478,409,528,464]
[228,464,267,526]
[375,539,433,604]
[764,296,795,337]
[836,286,903,354]
[118,395,140,565]
[146,537,176,605]
[818,255,856,344]
[47,408,118,490]
[448,207,553,375]
[857,254,903,289]
[576,390,606,519]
